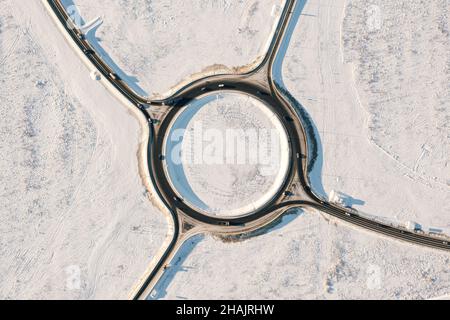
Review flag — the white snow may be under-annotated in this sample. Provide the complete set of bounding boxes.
[343,0,449,186]
[0,0,168,299]
[153,209,450,299]
[280,0,449,231]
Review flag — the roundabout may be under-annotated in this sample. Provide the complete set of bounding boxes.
[150,79,304,226]
[163,91,290,218]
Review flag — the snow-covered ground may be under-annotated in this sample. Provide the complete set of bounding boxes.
[343,0,449,186]
[60,0,286,99]
[164,92,290,217]
[0,0,167,299]
[153,209,450,300]
[280,0,449,231]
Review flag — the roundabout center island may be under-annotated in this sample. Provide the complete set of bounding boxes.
[164,91,290,218]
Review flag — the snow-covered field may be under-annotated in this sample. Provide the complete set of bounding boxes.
[0,0,167,299]
[60,0,286,99]
[343,0,449,186]
[154,210,450,300]
[281,0,449,231]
